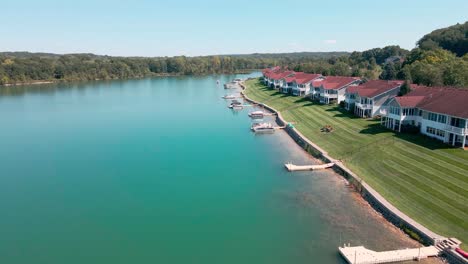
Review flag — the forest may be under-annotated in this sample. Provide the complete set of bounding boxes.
[0,22,466,87]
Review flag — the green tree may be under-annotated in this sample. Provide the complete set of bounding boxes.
[380,63,397,80]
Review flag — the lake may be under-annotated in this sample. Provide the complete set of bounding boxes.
[0,73,437,263]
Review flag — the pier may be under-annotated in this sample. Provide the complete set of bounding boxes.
[338,245,440,264]
[284,162,334,171]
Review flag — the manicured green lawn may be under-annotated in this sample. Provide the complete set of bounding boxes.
[245,78,468,247]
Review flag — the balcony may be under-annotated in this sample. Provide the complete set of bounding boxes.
[321,93,338,98]
[355,102,372,110]
[445,125,466,135]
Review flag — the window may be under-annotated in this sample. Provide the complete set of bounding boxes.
[450,117,465,128]
[390,106,401,115]
[425,112,447,123]
[426,126,445,138]
[437,129,445,137]
[427,112,438,121]
[437,115,446,124]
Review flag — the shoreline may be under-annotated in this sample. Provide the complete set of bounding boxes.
[239,80,448,247]
[0,70,259,88]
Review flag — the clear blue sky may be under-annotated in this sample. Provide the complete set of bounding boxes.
[1,0,467,57]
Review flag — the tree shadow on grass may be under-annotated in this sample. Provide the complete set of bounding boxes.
[359,123,456,150]
[271,91,290,98]
[325,106,362,119]
[294,97,311,104]
[394,132,457,150]
[359,122,389,135]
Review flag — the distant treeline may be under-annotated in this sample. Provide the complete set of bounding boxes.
[0,52,349,85]
[0,21,466,87]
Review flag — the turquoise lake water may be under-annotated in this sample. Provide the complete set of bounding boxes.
[0,74,436,263]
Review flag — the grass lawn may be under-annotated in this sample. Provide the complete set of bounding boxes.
[245,78,468,247]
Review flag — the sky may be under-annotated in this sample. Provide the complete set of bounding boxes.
[1,0,467,57]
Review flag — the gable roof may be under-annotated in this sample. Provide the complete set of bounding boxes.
[294,73,322,84]
[320,76,361,90]
[262,66,282,78]
[283,76,296,83]
[417,87,468,119]
[347,80,403,98]
[312,79,324,87]
[392,85,468,118]
[262,66,280,74]
[394,96,426,107]
[269,70,295,80]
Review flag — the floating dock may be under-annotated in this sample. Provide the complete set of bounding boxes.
[338,245,440,264]
[284,162,334,172]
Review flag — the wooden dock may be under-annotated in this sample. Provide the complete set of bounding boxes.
[338,245,440,264]
[284,162,334,172]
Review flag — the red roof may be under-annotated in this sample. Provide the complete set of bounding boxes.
[347,80,403,98]
[262,66,280,74]
[294,73,322,84]
[320,76,361,90]
[269,70,295,80]
[262,66,282,78]
[394,85,468,118]
[312,79,324,87]
[281,71,302,81]
[394,96,426,107]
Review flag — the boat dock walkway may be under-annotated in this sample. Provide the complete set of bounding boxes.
[339,245,440,264]
[338,245,440,264]
[284,162,334,171]
[274,125,286,130]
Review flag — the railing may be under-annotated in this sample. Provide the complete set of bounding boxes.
[355,102,372,109]
[321,93,338,98]
[292,88,306,92]
[445,125,466,134]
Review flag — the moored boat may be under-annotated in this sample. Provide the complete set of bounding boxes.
[224,82,238,89]
[251,122,274,133]
[248,111,265,118]
[222,94,236,99]
[252,126,275,133]
[232,105,243,110]
[228,100,243,109]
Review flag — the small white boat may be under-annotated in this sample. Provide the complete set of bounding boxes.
[251,122,272,131]
[229,101,243,109]
[248,111,265,118]
[222,94,236,99]
[284,162,335,172]
[253,126,275,133]
[232,105,243,110]
[224,82,238,89]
